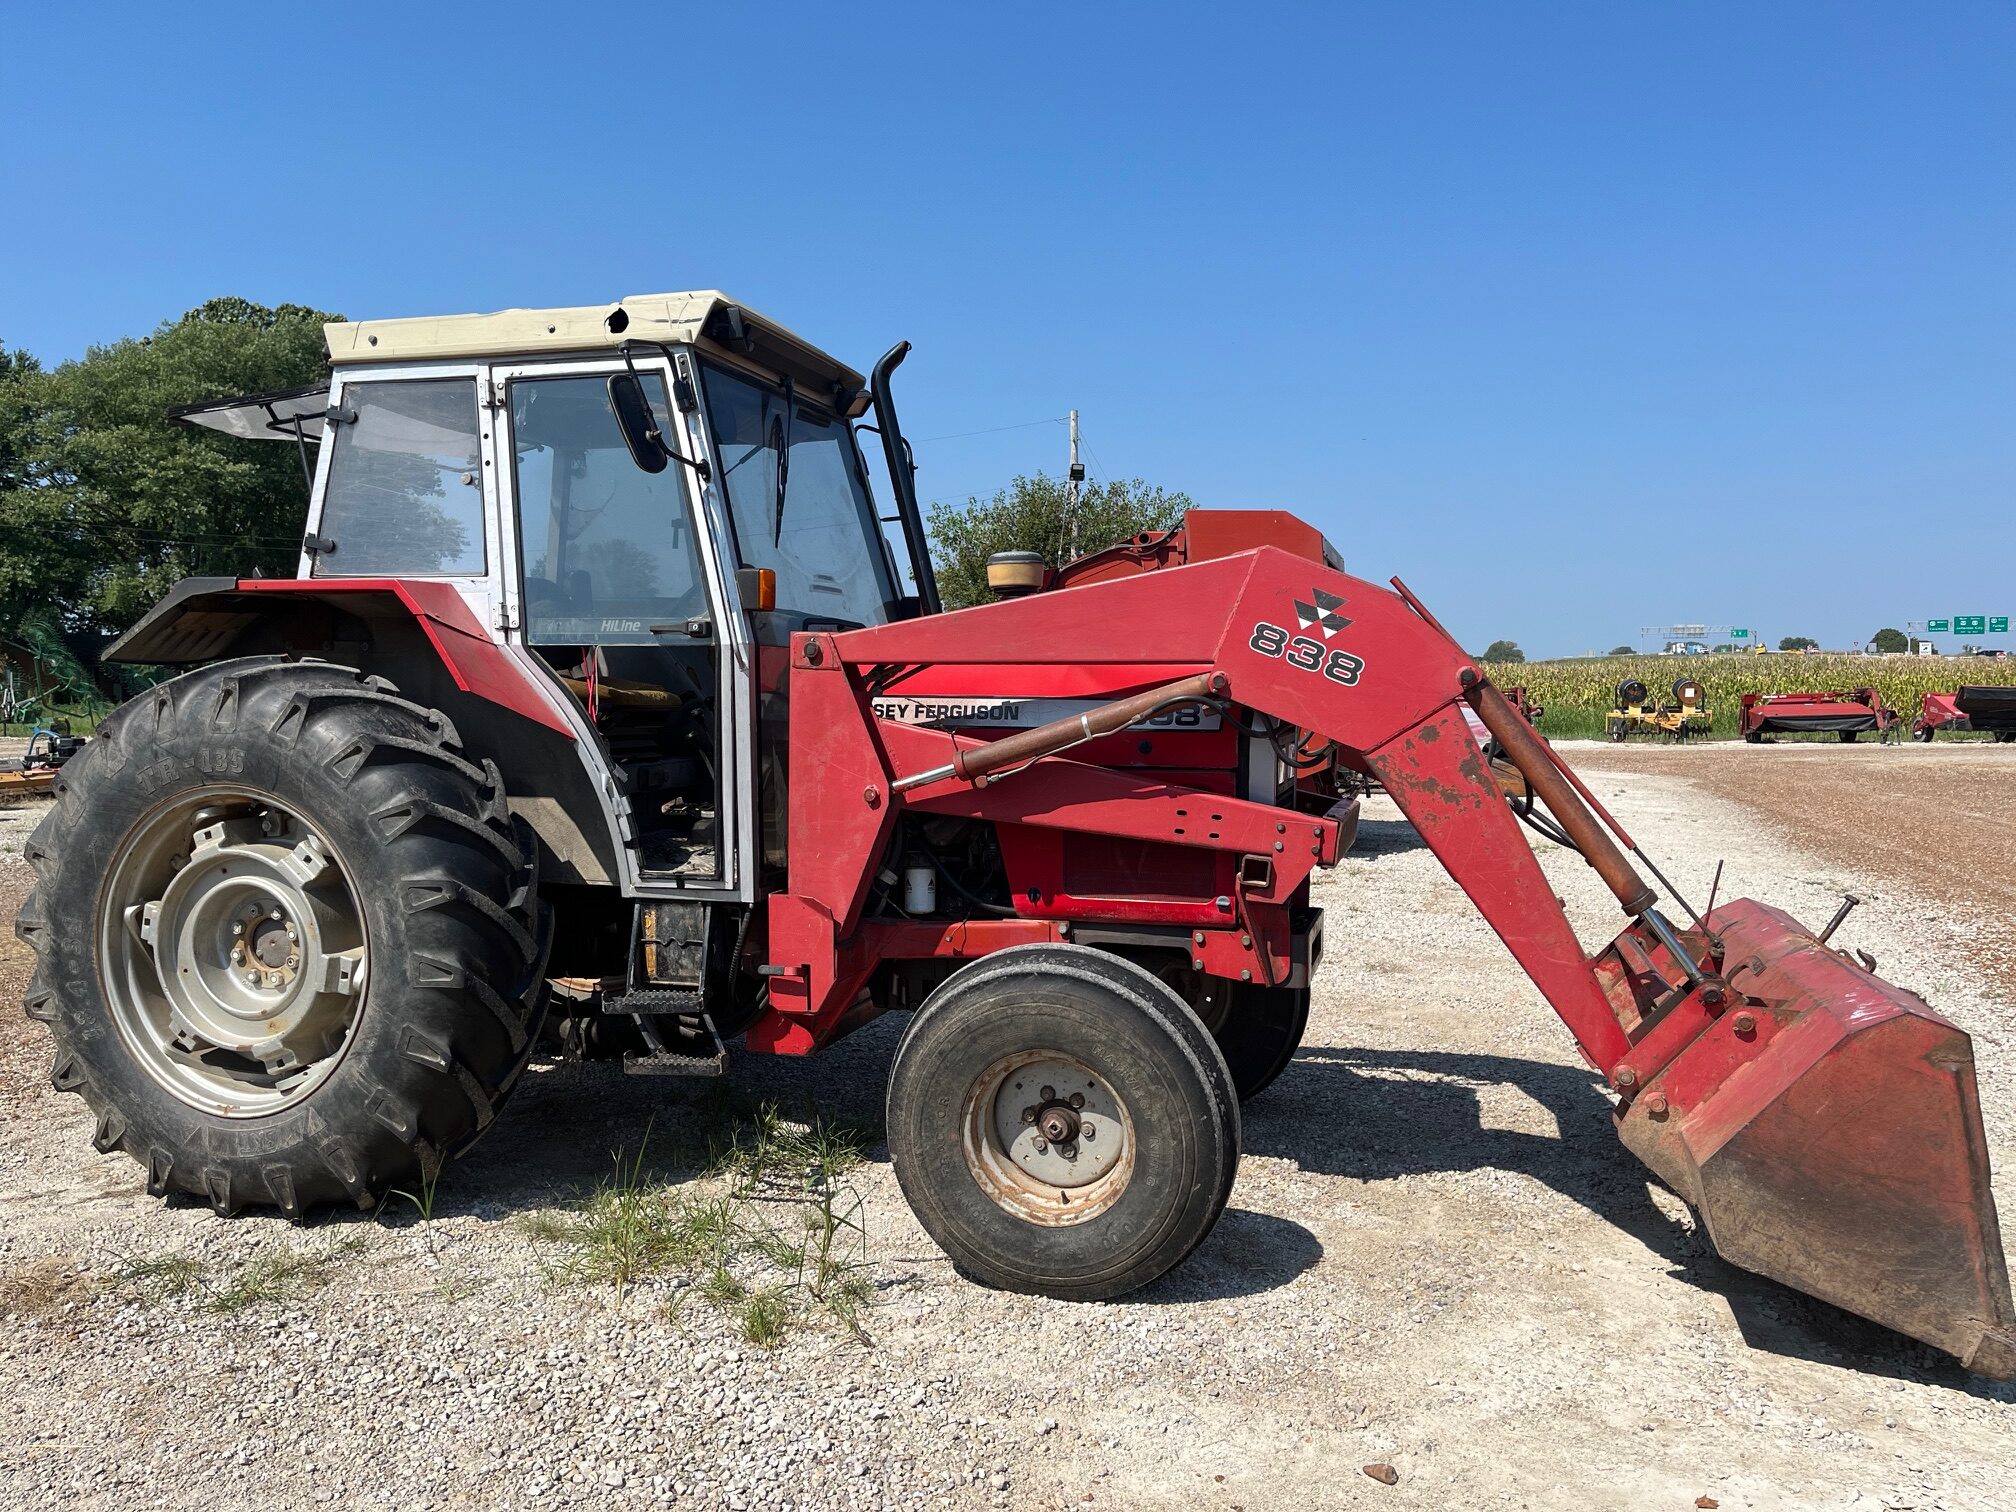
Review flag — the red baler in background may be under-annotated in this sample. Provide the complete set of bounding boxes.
[1739,688,1897,743]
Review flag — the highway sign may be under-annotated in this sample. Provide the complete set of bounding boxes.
[1927,618,1951,633]
[1954,615,1988,636]
[1993,616,2010,634]
[1731,628,1750,640]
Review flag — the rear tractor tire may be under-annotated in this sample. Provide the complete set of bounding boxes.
[886,945,1239,1301]
[17,657,550,1218]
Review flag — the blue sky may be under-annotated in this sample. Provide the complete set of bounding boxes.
[4,3,2011,656]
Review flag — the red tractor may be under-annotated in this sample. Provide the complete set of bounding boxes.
[19,293,2013,1375]
[1912,686,2016,742]
[1737,688,1897,742]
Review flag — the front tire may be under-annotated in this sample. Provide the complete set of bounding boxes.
[886,945,1238,1300]
[18,658,550,1218]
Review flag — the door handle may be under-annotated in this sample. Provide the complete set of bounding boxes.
[650,618,713,640]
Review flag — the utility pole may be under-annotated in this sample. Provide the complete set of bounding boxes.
[1065,409,1084,559]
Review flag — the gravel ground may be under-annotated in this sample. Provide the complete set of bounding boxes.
[1573,739,2016,998]
[1,744,2013,1512]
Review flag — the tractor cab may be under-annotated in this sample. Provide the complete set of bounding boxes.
[161,293,935,900]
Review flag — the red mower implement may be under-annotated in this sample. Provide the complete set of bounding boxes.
[19,291,2013,1376]
[1913,686,2016,743]
[1738,688,1897,743]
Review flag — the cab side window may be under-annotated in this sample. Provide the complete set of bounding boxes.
[313,379,486,576]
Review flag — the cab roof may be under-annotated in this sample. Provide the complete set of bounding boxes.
[324,290,867,409]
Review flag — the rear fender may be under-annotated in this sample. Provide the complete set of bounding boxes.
[106,577,574,738]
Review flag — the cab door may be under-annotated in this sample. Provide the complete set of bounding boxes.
[490,357,750,901]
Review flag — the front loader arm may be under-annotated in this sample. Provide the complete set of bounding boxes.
[833,546,1647,1076]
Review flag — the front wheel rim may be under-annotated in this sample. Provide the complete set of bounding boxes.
[97,791,370,1118]
[960,1050,1135,1227]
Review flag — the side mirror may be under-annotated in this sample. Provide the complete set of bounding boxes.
[607,373,669,474]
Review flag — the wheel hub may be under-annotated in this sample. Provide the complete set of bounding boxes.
[961,1051,1134,1225]
[101,795,368,1116]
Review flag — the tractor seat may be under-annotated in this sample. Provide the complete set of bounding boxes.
[554,674,681,709]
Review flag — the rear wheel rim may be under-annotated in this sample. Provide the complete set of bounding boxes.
[97,790,370,1118]
[959,1050,1135,1227]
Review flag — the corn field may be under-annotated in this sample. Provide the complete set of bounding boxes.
[1497,654,2016,740]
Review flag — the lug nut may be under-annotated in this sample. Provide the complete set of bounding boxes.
[270,908,283,921]
[1040,1085,1055,1101]
[1069,1092,1085,1109]
[1021,1106,1037,1124]
[1033,1138,1048,1154]
[1081,1121,1096,1141]
[286,925,298,941]
[232,923,245,937]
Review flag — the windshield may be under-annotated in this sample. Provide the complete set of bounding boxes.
[700,361,896,625]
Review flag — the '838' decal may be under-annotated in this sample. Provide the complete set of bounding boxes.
[1249,621,1366,686]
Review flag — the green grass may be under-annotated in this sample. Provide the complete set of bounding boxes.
[739,1288,791,1348]
[517,1133,736,1295]
[520,1099,879,1346]
[112,1253,205,1301]
[114,1235,367,1314]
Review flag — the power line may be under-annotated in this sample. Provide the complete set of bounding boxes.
[1075,423,1111,484]
[909,416,1068,444]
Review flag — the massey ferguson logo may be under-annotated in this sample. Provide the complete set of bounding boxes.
[1293,587,1353,639]
[1249,587,1366,687]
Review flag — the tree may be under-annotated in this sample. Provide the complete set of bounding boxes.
[1869,627,1908,654]
[1480,640,1525,663]
[0,341,39,494]
[926,472,1191,609]
[1608,644,1634,656]
[1778,635,1819,651]
[7,298,340,640]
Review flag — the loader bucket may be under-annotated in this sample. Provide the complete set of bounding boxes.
[1613,899,2016,1376]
